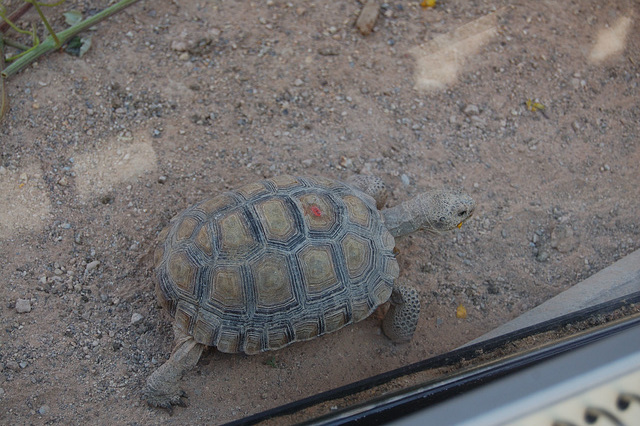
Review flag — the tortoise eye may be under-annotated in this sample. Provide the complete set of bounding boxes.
[458,210,467,217]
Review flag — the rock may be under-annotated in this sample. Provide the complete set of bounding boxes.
[38,405,49,415]
[5,361,20,371]
[171,40,188,52]
[85,260,100,275]
[463,104,480,117]
[318,47,340,56]
[400,174,410,185]
[131,313,144,325]
[356,0,379,36]
[550,224,578,253]
[536,250,550,262]
[157,175,167,184]
[15,299,31,313]
[471,116,487,128]
[339,156,353,168]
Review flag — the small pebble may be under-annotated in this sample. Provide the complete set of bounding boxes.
[536,251,549,262]
[5,361,20,371]
[571,78,580,90]
[550,224,578,253]
[471,116,487,128]
[339,156,353,168]
[463,104,480,117]
[38,405,49,415]
[131,313,144,325]
[157,175,167,184]
[15,299,31,313]
[400,174,410,185]
[356,0,379,36]
[171,40,188,52]
[85,260,100,275]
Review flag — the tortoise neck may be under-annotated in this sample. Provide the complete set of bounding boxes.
[381,197,429,238]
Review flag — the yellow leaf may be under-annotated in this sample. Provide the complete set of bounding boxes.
[421,0,436,9]
[526,98,545,112]
[456,304,467,319]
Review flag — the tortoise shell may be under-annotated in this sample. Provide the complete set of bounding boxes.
[154,175,399,354]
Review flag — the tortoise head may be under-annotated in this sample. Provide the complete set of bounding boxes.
[418,189,476,233]
[382,189,476,237]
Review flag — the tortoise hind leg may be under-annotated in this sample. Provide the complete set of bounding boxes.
[346,175,389,209]
[144,328,205,411]
[382,284,421,342]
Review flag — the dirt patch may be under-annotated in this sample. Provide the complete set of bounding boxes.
[589,16,634,63]
[72,133,157,198]
[412,10,497,90]
[0,0,639,424]
[0,165,52,238]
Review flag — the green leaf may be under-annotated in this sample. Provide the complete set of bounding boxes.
[64,35,92,57]
[63,10,83,26]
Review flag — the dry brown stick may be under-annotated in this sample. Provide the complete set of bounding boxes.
[0,3,33,34]
[1,37,8,120]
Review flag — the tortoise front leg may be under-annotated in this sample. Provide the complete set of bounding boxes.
[144,328,205,411]
[382,284,421,342]
[346,175,389,209]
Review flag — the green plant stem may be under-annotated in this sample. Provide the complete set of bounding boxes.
[30,1,61,46]
[2,0,140,78]
[3,38,31,51]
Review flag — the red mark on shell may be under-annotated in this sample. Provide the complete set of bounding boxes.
[310,205,322,217]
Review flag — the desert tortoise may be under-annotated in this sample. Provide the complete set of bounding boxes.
[145,175,475,409]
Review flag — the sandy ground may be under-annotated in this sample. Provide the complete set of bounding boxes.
[1,0,639,424]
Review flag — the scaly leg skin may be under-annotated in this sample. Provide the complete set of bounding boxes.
[144,328,205,412]
[382,284,421,342]
[346,175,389,209]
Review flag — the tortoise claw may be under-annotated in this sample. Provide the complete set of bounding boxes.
[144,386,189,414]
